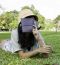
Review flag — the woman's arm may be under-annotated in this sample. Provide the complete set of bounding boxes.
[18,49,38,59]
[18,47,50,59]
[32,27,45,47]
[32,27,51,50]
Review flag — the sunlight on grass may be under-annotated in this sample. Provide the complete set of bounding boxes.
[0,31,60,65]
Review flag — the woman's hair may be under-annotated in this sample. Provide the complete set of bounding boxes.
[18,21,35,51]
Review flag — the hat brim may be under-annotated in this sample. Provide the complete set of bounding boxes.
[25,15,38,21]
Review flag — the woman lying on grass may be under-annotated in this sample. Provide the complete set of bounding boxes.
[0,9,51,59]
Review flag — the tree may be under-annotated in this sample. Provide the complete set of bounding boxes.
[0,10,19,30]
[9,20,18,30]
[54,15,60,32]
[44,19,55,31]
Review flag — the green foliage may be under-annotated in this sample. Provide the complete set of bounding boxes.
[44,19,55,31]
[0,5,60,31]
[38,14,45,29]
[0,5,46,30]
[53,15,60,32]
[9,20,18,30]
[0,10,19,30]
[54,15,60,22]
[0,32,60,65]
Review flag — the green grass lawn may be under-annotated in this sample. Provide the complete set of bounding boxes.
[0,31,60,65]
[0,32,11,40]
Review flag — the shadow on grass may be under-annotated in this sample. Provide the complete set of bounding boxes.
[30,53,51,59]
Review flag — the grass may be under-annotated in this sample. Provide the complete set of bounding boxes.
[0,32,11,40]
[0,31,60,65]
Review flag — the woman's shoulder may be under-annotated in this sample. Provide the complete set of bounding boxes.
[11,28,18,37]
[11,28,18,34]
[11,28,18,42]
[12,28,18,32]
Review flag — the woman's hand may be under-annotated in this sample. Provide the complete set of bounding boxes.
[37,46,51,53]
[32,25,39,40]
[32,25,38,35]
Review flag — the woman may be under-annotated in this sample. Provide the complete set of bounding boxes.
[0,9,51,58]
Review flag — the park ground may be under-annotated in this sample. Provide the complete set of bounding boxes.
[0,31,60,65]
